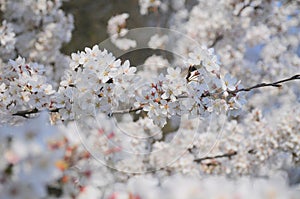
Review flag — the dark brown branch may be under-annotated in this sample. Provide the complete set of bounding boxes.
[194,150,237,163]
[236,2,251,17]
[12,106,142,118]
[235,0,263,17]
[231,74,300,94]
[12,108,39,118]
[208,34,223,48]
[110,107,143,115]
[12,108,59,118]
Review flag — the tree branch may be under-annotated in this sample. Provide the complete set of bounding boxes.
[236,2,251,17]
[235,0,262,17]
[12,108,39,118]
[208,34,223,48]
[12,108,59,118]
[231,74,300,94]
[110,107,143,115]
[194,150,237,163]
[12,106,142,119]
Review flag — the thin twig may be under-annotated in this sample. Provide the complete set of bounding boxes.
[235,0,263,17]
[208,34,223,48]
[231,74,300,94]
[194,150,237,163]
[236,2,251,17]
[110,107,143,115]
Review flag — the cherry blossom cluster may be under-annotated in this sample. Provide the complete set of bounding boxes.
[53,45,139,121]
[171,0,300,85]
[0,112,120,199]
[0,0,74,85]
[0,57,55,124]
[18,42,242,127]
[193,100,300,177]
[0,20,15,60]
[0,107,298,199]
[107,175,300,199]
[133,45,246,127]
[0,112,64,198]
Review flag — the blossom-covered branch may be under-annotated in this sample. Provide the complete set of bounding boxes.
[10,74,300,120]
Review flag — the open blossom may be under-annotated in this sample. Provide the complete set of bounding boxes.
[228,92,247,111]
[187,46,220,73]
[107,13,137,50]
[222,73,239,92]
[148,34,169,49]
[107,13,129,37]
[139,0,161,15]
[0,20,15,58]
[166,67,181,81]
[140,55,170,82]
[219,73,243,99]
[162,67,186,100]
[112,37,137,51]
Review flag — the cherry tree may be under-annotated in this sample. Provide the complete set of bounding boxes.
[0,0,299,198]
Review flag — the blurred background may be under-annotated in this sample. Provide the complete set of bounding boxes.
[62,0,160,54]
[61,0,197,55]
